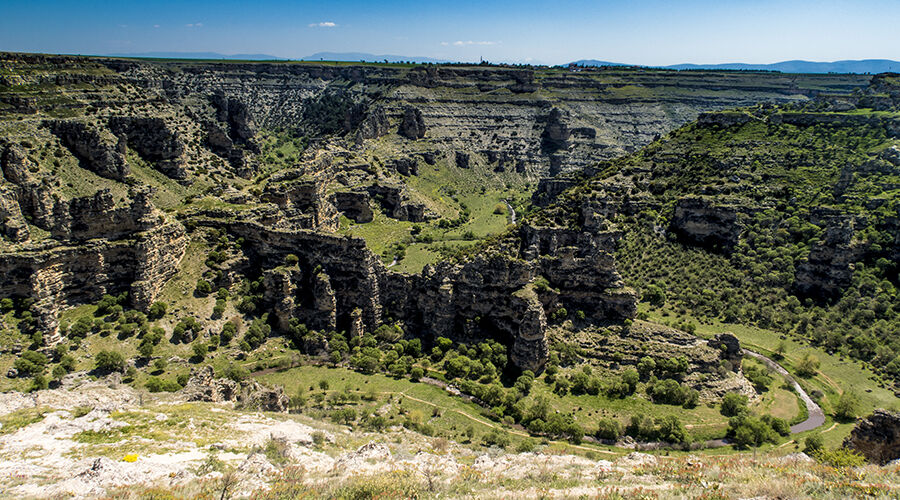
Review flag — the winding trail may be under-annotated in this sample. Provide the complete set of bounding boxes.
[742,349,826,433]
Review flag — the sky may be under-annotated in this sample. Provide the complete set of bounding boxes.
[1,0,899,65]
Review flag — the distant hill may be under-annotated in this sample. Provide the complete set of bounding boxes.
[303,52,452,64]
[570,59,900,74]
[105,52,287,60]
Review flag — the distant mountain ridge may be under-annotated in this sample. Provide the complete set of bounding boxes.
[570,59,900,74]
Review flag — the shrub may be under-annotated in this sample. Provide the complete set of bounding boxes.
[138,341,154,358]
[833,392,860,422]
[596,418,622,441]
[657,415,688,444]
[803,434,824,454]
[14,350,48,375]
[95,351,126,373]
[195,279,213,296]
[191,342,208,361]
[481,429,511,448]
[727,415,780,448]
[145,376,181,392]
[796,353,820,378]
[223,363,250,382]
[147,301,167,320]
[812,447,866,467]
[721,393,749,417]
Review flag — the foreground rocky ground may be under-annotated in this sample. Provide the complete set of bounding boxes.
[1,377,898,499]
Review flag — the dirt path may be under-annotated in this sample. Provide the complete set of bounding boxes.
[393,389,618,455]
[742,349,826,434]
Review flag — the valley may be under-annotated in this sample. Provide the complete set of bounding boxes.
[0,52,898,498]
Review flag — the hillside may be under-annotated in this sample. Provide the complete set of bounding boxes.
[0,53,899,497]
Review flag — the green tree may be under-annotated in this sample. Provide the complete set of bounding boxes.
[94,350,125,373]
[833,392,859,422]
[721,393,749,417]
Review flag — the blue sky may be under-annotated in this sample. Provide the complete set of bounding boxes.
[1,0,898,65]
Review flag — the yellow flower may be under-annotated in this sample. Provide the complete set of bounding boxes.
[123,454,138,463]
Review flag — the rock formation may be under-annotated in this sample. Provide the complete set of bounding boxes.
[844,409,900,464]
[708,333,742,371]
[46,120,129,181]
[399,107,426,139]
[183,366,289,412]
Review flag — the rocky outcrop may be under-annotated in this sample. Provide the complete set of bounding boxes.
[388,157,418,176]
[356,105,389,141]
[794,214,864,299]
[541,108,570,153]
[261,178,339,231]
[708,333,742,371]
[332,191,374,223]
[366,183,427,222]
[46,120,128,181]
[48,188,156,241]
[108,116,187,179]
[0,186,29,242]
[670,197,741,251]
[455,151,470,169]
[211,93,258,147]
[183,366,289,412]
[844,409,900,464]
[0,216,185,340]
[697,112,757,128]
[399,106,426,139]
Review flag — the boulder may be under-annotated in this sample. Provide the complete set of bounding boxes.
[455,151,470,169]
[844,409,900,464]
[399,106,426,139]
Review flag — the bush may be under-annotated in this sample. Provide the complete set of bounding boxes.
[14,350,48,376]
[833,392,859,422]
[145,376,181,392]
[596,418,622,441]
[796,353,820,378]
[812,447,867,467]
[803,434,824,454]
[720,393,749,417]
[727,415,780,448]
[224,363,250,382]
[481,429,511,448]
[646,378,694,406]
[410,366,424,382]
[95,350,125,373]
[195,279,213,296]
[191,342,208,361]
[147,302,167,320]
[657,415,688,444]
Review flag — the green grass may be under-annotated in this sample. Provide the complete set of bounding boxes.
[642,307,900,444]
[0,407,48,435]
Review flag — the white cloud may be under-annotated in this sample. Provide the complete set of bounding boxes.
[444,40,499,46]
[185,22,203,28]
[308,21,337,28]
[153,24,160,28]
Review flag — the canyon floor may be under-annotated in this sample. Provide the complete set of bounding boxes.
[1,377,899,500]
